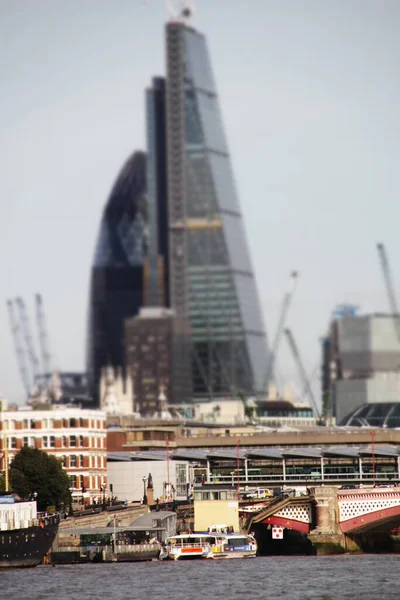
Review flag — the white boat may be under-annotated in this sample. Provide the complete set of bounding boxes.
[210,533,257,559]
[159,534,215,561]
[159,527,257,561]
[207,524,257,559]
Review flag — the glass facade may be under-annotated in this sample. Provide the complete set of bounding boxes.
[145,77,169,307]
[87,151,148,403]
[166,23,268,395]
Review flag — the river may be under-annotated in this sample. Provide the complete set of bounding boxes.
[2,555,399,600]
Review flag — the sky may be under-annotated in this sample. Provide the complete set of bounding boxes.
[1,0,400,406]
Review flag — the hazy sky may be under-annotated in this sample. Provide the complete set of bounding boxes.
[1,0,399,405]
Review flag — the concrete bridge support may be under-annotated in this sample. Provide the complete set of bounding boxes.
[308,487,346,555]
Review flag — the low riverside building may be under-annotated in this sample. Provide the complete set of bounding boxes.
[0,405,107,503]
[107,452,190,503]
[194,485,240,532]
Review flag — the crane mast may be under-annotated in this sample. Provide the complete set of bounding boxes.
[6,300,31,397]
[35,293,52,375]
[284,328,320,419]
[263,271,298,394]
[376,242,400,342]
[14,297,41,385]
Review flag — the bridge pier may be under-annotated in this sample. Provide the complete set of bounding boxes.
[311,486,340,534]
[308,487,346,555]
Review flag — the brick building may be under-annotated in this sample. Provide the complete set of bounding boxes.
[0,407,107,503]
[125,307,192,415]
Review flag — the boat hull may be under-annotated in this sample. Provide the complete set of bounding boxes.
[211,551,257,559]
[0,514,59,569]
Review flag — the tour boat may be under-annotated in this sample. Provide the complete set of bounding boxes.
[207,524,257,559]
[159,533,215,560]
[210,533,257,559]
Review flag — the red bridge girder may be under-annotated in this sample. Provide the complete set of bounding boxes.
[340,505,400,534]
[262,515,310,534]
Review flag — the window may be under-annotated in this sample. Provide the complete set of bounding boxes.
[176,464,187,497]
[50,436,55,448]
[70,435,76,447]
[23,437,28,448]
[62,436,67,448]
[79,435,84,447]
[79,455,84,468]
[69,475,77,489]
[69,418,77,428]
[30,420,36,429]
[61,456,66,468]
[10,437,17,449]
[23,420,29,429]
[42,436,48,448]
[70,455,77,468]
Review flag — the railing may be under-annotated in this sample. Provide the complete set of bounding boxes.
[113,543,160,553]
[167,542,211,549]
[207,472,400,488]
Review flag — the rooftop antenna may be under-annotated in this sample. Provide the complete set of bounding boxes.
[165,0,195,21]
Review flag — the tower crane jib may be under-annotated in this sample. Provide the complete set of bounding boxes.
[263,271,298,394]
[284,328,320,419]
[6,300,31,397]
[14,297,41,384]
[35,293,52,376]
[376,242,400,342]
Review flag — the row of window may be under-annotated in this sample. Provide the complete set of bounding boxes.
[8,435,105,449]
[69,474,105,491]
[2,417,104,431]
[61,455,105,469]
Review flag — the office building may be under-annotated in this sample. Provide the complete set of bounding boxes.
[125,307,192,415]
[0,407,107,503]
[87,151,148,403]
[322,313,400,424]
[163,21,268,397]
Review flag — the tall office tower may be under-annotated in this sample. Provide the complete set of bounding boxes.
[87,151,148,404]
[165,21,268,396]
[145,77,169,307]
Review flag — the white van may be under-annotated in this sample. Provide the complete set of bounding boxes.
[244,488,272,500]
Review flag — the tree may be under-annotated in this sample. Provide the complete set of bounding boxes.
[10,447,71,511]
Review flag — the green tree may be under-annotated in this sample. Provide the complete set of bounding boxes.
[10,447,71,511]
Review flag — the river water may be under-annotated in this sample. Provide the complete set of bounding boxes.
[3,555,399,600]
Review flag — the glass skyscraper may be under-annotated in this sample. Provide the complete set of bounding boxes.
[164,22,268,395]
[87,151,148,402]
[87,18,268,405]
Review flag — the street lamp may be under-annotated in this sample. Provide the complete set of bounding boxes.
[142,476,148,505]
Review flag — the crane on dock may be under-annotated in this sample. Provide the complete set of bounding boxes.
[376,242,400,342]
[35,293,52,376]
[6,300,31,397]
[263,271,298,395]
[284,327,320,420]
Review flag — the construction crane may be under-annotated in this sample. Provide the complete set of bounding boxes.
[263,271,298,394]
[376,242,400,342]
[14,297,41,386]
[35,293,52,376]
[284,328,320,419]
[6,300,31,397]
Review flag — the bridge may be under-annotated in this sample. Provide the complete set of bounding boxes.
[243,486,400,544]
